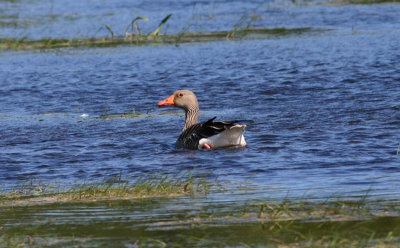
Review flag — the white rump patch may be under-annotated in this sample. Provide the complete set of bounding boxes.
[198,124,247,150]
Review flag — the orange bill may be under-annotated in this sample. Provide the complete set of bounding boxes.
[157,94,175,106]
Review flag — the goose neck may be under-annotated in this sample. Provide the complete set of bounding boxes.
[183,107,199,131]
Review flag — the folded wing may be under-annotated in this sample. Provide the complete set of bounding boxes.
[176,117,246,149]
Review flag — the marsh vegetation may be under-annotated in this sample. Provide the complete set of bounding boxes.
[1,178,400,247]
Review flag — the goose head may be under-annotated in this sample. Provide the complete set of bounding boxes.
[157,90,199,111]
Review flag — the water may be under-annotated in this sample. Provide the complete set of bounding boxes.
[1,0,400,201]
[2,0,400,39]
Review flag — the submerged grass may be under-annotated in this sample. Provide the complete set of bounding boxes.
[0,27,318,51]
[1,13,319,51]
[99,108,142,120]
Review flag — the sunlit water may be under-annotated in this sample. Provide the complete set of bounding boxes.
[1,0,399,201]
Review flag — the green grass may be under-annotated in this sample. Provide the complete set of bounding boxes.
[1,177,399,247]
[0,194,399,247]
[0,174,209,206]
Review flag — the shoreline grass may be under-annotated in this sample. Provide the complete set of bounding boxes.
[0,193,399,247]
[0,175,399,247]
[0,174,209,207]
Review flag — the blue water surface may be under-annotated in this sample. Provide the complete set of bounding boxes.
[0,0,399,200]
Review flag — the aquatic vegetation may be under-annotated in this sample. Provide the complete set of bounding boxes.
[125,16,149,39]
[0,174,208,206]
[0,178,399,247]
[149,14,173,37]
[0,27,318,50]
[99,108,142,120]
[0,20,36,27]
[0,193,399,247]
[104,24,114,40]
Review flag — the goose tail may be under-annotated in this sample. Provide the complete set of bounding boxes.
[198,124,247,149]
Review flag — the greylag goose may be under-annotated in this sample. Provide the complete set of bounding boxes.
[157,90,247,150]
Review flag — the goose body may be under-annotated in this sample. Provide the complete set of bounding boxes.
[157,90,247,150]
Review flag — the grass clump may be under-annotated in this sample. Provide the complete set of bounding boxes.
[70,174,206,200]
[0,174,208,206]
